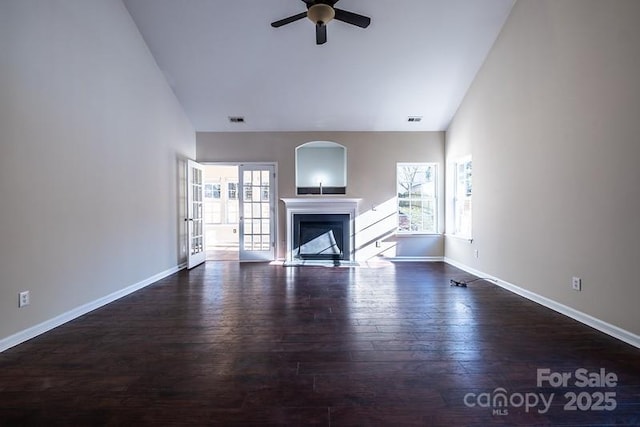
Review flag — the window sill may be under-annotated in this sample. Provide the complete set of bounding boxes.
[395,232,443,238]
[445,233,473,243]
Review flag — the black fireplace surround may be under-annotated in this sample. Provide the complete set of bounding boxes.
[293,214,350,261]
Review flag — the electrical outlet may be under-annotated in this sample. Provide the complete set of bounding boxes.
[474,249,479,258]
[572,277,582,291]
[18,291,30,308]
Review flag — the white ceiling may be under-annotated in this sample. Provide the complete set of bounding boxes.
[123,0,514,132]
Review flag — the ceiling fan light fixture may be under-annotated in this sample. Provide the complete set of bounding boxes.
[307,4,335,25]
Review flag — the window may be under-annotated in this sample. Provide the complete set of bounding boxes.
[397,163,437,233]
[225,182,239,223]
[226,202,239,223]
[454,156,473,238]
[227,182,238,200]
[203,183,222,223]
[204,202,222,224]
[204,183,221,199]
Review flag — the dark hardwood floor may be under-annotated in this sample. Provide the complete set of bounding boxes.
[1,261,638,426]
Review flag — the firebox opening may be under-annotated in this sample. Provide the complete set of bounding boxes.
[293,214,350,262]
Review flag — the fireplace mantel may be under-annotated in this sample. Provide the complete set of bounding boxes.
[281,198,361,210]
[281,198,361,264]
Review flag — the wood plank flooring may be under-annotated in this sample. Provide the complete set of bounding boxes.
[1,261,639,426]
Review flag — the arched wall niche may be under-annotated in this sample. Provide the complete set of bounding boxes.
[295,141,346,195]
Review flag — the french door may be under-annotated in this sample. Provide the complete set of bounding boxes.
[239,164,276,262]
[186,160,206,269]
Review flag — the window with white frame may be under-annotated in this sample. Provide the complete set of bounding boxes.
[203,183,222,224]
[204,183,221,199]
[454,156,472,238]
[227,182,238,200]
[397,163,437,233]
[226,182,239,223]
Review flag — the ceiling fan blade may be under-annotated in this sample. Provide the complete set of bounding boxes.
[271,12,307,28]
[333,8,371,28]
[316,23,327,45]
[303,0,340,6]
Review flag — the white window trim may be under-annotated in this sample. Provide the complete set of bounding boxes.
[225,180,239,224]
[396,162,438,235]
[453,155,473,240]
[206,182,222,200]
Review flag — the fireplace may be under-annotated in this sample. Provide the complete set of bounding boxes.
[281,198,361,265]
[294,214,350,261]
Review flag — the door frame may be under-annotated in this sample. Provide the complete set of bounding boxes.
[186,160,206,269]
[238,163,277,262]
[200,161,278,262]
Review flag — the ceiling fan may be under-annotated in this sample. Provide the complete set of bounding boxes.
[271,0,371,45]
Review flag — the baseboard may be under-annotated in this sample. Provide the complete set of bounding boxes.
[444,257,640,349]
[0,263,187,353]
[386,256,445,262]
[275,256,446,265]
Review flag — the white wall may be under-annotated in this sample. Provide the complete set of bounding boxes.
[0,0,195,343]
[197,131,445,260]
[446,0,640,336]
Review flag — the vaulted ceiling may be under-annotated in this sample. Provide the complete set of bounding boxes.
[123,0,514,132]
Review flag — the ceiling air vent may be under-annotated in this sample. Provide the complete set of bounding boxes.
[407,116,422,123]
[228,116,245,123]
